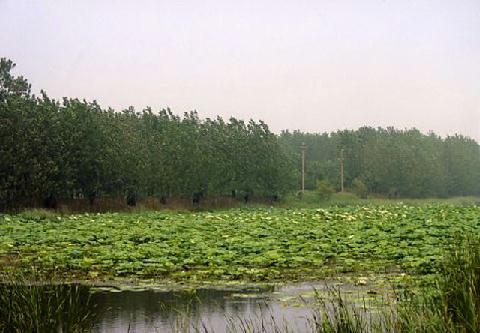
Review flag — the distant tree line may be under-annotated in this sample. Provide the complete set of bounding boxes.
[0,58,295,210]
[1,57,479,211]
[280,128,480,198]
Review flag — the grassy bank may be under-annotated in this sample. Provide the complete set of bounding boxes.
[282,191,480,209]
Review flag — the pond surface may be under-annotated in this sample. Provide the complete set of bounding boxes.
[90,279,389,333]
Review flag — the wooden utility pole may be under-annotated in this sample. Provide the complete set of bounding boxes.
[300,142,307,194]
[339,148,344,192]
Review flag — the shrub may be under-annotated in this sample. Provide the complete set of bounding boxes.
[352,178,368,199]
[316,180,334,201]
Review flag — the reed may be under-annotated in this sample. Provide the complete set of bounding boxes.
[0,269,96,333]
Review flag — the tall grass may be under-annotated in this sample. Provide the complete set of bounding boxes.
[393,236,480,333]
[0,270,96,333]
[308,290,370,333]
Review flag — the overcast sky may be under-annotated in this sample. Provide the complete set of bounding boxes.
[1,0,479,139]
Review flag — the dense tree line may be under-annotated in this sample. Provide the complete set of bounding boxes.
[0,58,295,210]
[280,128,480,198]
[1,57,479,210]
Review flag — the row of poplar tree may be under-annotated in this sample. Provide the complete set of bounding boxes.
[0,58,295,210]
[1,57,480,210]
[280,128,480,198]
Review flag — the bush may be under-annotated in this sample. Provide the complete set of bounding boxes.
[316,180,334,201]
[352,178,368,199]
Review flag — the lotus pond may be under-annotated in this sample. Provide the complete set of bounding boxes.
[1,204,479,283]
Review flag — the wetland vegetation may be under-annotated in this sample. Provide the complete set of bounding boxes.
[1,58,480,331]
[1,230,480,332]
[2,204,479,283]
[1,202,480,332]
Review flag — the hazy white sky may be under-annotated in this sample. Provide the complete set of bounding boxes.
[1,0,479,139]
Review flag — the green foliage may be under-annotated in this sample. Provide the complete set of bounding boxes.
[309,289,371,333]
[0,270,95,332]
[437,237,480,331]
[17,208,58,221]
[282,191,365,208]
[2,57,479,210]
[0,58,295,210]
[316,180,334,201]
[283,236,480,333]
[351,178,368,199]
[280,128,480,198]
[1,204,479,282]
[394,236,480,332]
[288,236,480,333]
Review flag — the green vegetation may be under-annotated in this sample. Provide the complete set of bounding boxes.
[1,204,479,283]
[159,236,480,332]
[0,271,95,332]
[394,236,480,332]
[316,180,335,201]
[1,237,478,333]
[280,128,480,198]
[0,58,294,211]
[283,191,480,209]
[304,235,480,333]
[1,57,480,331]
[2,58,480,212]
[351,179,368,199]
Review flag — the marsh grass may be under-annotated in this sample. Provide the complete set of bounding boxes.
[393,236,480,333]
[0,269,96,333]
[308,289,374,333]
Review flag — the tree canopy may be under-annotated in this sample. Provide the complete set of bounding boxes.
[0,58,295,210]
[1,57,479,210]
[280,128,480,198]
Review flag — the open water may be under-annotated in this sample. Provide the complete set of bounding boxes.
[89,280,384,333]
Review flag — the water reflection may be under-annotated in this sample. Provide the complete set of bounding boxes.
[90,282,372,333]
[88,279,388,333]
[1,276,391,332]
